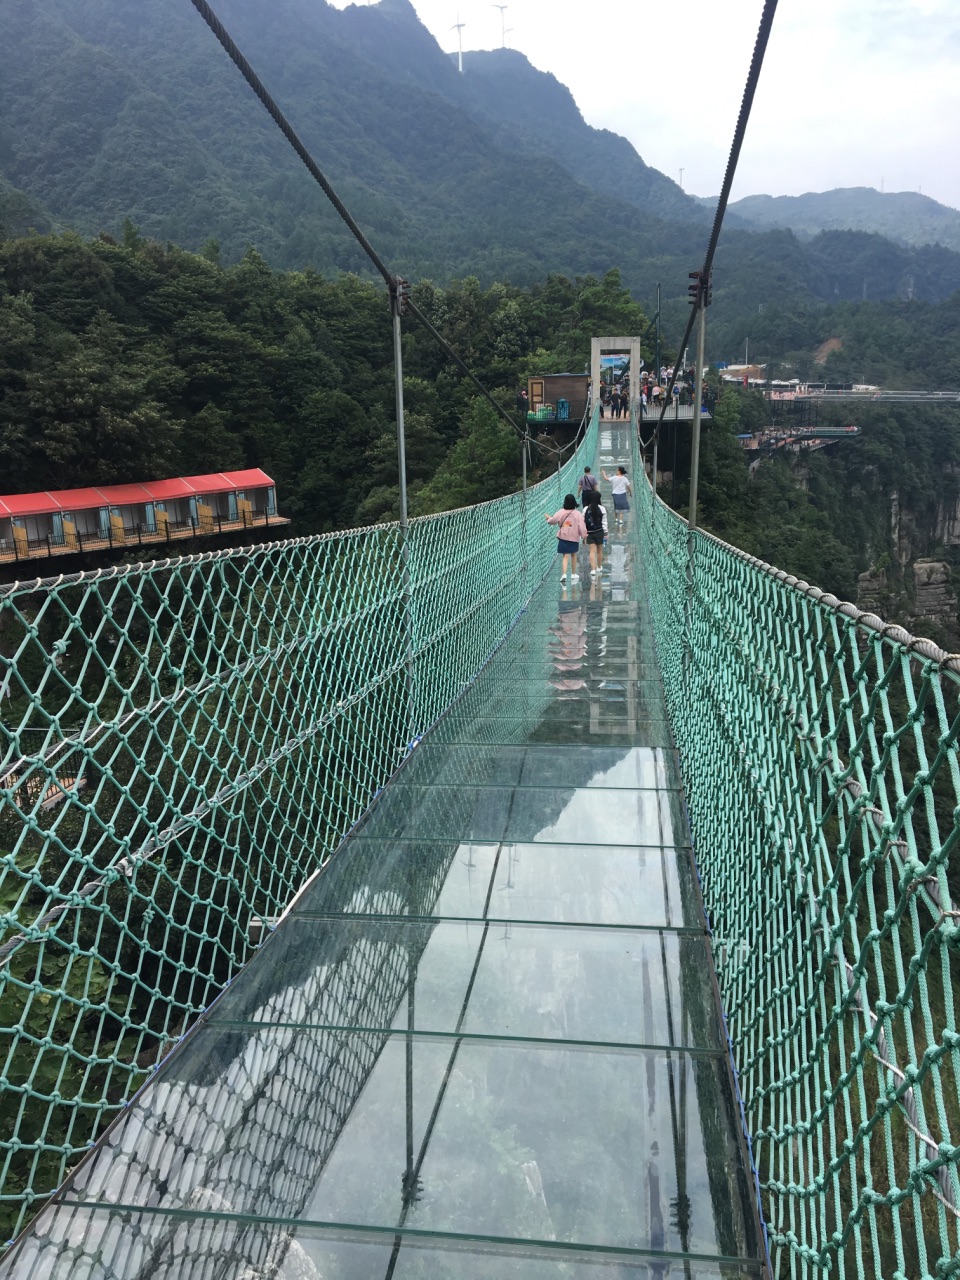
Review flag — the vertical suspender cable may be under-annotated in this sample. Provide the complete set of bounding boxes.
[186,0,570,752]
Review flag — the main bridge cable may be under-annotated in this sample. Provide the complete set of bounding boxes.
[645,0,780,455]
[189,0,391,282]
[186,0,585,465]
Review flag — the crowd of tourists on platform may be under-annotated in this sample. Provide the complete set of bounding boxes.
[597,367,699,417]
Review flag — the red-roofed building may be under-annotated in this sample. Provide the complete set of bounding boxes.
[0,471,286,564]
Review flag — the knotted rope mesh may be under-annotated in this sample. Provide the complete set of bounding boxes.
[635,431,960,1280]
[0,415,597,1243]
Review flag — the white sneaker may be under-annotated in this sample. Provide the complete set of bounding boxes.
[590,569,598,577]
[571,573,580,582]
[560,573,567,583]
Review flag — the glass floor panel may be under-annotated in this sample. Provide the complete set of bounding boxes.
[471,634,654,664]
[489,639,656,657]
[4,1205,766,1279]
[493,645,657,671]
[426,715,675,748]
[295,840,700,930]
[397,744,681,790]
[478,665,664,691]
[533,636,659,658]
[206,918,721,1050]
[54,1029,760,1262]
[455,683,670,723]
[538,620,654,636]
[461,672,664,697]
[497,620,651,635]
[353,785,687,847]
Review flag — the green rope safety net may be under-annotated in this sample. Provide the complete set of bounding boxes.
[633,429,960,1279]
[0,411,597,1245]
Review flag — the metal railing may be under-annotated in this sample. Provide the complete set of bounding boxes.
[792,390,960,403]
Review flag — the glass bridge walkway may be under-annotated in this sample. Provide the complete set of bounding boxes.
[4,425,767,1279]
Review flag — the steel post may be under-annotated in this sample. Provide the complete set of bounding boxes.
[685,298,707,664]
[392,284,416,745]
[392,295,410,539]
[688,298,707,534]
[521,428,529,597]
[672,416,679,508]
[651,431,658,526]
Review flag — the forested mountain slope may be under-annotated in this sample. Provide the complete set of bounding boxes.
[727,188,960,254]
[695,230,960,366]
[4,0,960,324]
[3,222,960,636]
[0,232,651,533]
[328,1,701,225]
[0,180,55,239]
[0,0,697,285]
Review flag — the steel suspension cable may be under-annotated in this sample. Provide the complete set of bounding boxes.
[188,0,393,286]
[406,289,583,461]
[647,0,779,450]
[702,0,779,288]
[187,0,536,446]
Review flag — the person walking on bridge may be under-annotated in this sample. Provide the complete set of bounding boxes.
[577,467,599,503]
[581,489,608,577]
[546,494,587,584]
[601,466,632,527]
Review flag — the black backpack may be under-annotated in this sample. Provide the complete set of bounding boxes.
[584,502,602,533]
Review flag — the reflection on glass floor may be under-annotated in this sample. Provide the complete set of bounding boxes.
[2,427,767,1279]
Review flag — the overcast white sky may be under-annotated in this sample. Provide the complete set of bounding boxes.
[330,0,960,210]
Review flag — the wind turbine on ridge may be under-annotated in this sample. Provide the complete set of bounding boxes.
[451,11,466,73]
[492,4,509,48]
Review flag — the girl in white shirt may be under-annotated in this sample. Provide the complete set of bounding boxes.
[601,466,632,526]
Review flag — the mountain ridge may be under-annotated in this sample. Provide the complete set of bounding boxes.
[1,0,959,338]
[717,187,960,254]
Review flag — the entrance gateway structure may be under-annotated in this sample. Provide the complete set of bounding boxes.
[591,334,644,412]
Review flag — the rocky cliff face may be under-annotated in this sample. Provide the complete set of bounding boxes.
[858,556,958,645]
[856,482,960,645]
[857,565,894,618]
[936,475,960,547]
[910,559,958,635]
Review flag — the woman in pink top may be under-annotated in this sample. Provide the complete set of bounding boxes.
[546,493,588,583]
